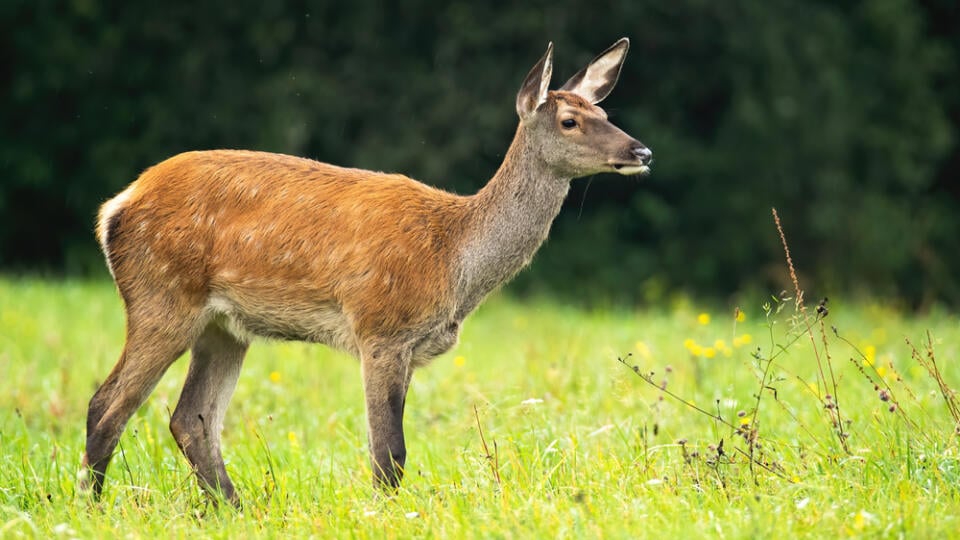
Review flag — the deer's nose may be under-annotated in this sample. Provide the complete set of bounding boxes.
[632,145,653,165]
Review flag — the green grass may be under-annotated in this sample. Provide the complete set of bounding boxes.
[2,277,959,538]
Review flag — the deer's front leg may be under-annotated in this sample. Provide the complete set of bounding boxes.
[360,346,413,489]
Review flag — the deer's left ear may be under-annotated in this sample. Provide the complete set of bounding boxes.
[560,38,629,104]
[516,42,554,120]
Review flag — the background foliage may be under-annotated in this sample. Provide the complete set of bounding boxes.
[2,0,957,305]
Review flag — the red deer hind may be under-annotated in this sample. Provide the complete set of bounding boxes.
[80,38,652,503]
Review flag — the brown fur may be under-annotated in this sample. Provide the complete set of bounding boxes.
[104,151,471,344]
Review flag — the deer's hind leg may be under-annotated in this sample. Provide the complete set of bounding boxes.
[169,323,248,504]
[81,303,206,499]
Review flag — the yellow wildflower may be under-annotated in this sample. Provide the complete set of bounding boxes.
[142,420,155,446]
[863,345,877,367]
[714,339,733,357]
[288,431,299,449]
[703,347,717,359]
[733,334,753,348]
[735,309,746,323]
[853,509,874,530]
[269,371,282,383]
[697,313,711,325]
[454,355,466,367]
[684,339,704,357]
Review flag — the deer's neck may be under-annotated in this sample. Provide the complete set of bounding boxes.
[456,125,571,316]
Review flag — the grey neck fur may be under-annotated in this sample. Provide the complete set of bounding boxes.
[455,125,571,318]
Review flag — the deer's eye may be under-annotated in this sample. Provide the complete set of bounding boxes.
[561,118,577,129]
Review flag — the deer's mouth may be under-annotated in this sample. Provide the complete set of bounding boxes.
[610,145,653,175]
[612,163,651,176]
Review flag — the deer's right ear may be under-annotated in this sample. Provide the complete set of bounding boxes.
[516,42,554,121]
[560,38,629,104]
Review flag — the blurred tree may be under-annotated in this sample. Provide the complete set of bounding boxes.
[0,0,956,305]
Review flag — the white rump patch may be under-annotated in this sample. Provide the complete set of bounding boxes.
[98,185,136,278]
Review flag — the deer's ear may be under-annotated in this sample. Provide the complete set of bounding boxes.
[516,42,554,120]
[560,38,629,104]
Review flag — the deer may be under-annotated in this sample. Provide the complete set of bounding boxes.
[79,38,652,504]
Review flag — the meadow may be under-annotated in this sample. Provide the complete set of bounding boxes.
[2,277,959,538]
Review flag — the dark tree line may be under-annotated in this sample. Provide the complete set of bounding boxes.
[2,0,957,305]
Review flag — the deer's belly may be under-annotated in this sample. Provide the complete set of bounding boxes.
[205,294,358,355]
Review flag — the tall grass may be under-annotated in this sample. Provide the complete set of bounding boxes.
[1,276,958,538]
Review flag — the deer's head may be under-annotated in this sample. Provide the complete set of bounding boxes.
[516,38,652,179]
